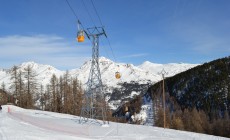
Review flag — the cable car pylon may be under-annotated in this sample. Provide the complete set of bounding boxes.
[79,26,108,125]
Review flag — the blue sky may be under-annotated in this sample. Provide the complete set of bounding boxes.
[0,0,229,70]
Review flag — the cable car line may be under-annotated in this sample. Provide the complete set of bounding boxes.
[106,37,117,62]
[81,0,96,27]
[65,0,86,36]
[89,0,117,63]
[81,0,110,60]
[90,0,104,27]
[65,0,79,21]
[89,0,120,79]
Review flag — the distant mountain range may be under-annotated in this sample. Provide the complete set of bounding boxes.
[0,57,198,109]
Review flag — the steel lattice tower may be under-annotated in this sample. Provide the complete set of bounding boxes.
[79,27,108,125]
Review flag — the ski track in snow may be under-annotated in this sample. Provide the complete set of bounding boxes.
[0,105,229,140]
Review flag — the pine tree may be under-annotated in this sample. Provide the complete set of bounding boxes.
[10,65,19,103]
[199,110,211,134]
[182,109,192,131]
[171,110,184,130]
[0,84,7,105]
[44,84,51,111]
[222,111,230,137]
[1,82,6,93]
[155,107,164,127]
[63,71,70,113]
[57,76,64,112]
[155,107,171,128]
[50,74,58,112]
[72,77,82,115]
[212,118,224,136]
[23,65,37,108]
[39,84,45,110]
[17,70,25,107]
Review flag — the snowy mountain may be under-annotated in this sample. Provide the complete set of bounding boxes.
[1,105,228,140]
[138,61,199,77]
[0,61,63,90]
[0,57,198,109]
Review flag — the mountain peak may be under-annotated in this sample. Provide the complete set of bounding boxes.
[140,61,162,67]
[21,61,37,65]
[99,56,114,63]
[19,61,39,69]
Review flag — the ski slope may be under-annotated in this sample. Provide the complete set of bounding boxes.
[0,105,228,140]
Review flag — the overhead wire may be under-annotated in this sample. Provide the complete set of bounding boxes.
[106,38,117,63]
[90,0,117,63]
[65,0,86,33]
[81,0,96,27]
[65,0,79,20]
[83,0,112,61]
[80,0,111,59]
[90,0,104,27]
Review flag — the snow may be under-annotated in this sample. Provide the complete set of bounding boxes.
[0,57,199,110]
[132,94,154,125]
[138,61,199,77]
[0,105,228,140]
[124,91,141,99]
[0,57,199,91]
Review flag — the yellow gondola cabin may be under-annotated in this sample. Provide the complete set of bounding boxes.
[115,72,121,79]
[77,30,85,42]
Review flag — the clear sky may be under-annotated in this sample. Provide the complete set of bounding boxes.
[0,0,229,70]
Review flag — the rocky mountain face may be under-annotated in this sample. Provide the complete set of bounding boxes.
[0,57,198,110]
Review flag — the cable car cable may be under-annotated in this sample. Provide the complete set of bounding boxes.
[90,0,104,27]
[106,38,117,63]
[81,0,96,27]
[89,0,121,79]
[65,0,86,32]
[65,0,79,21]
[81,0,111,60]
[65,0,91,42]
[89,0,117,63]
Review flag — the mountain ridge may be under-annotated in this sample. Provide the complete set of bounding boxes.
[0,57,199,109]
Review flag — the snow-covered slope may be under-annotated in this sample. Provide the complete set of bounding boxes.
[0,57,199,109]
[70,57,164,88]
[138,61,198,77]
[0,57,198,89]
[0,105,228,140]
[0,61,63,90]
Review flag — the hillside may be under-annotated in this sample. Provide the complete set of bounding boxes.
[114,56,230,137]
[0,57,198,110]
[166,56,230,112]
[148,56,230,116]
